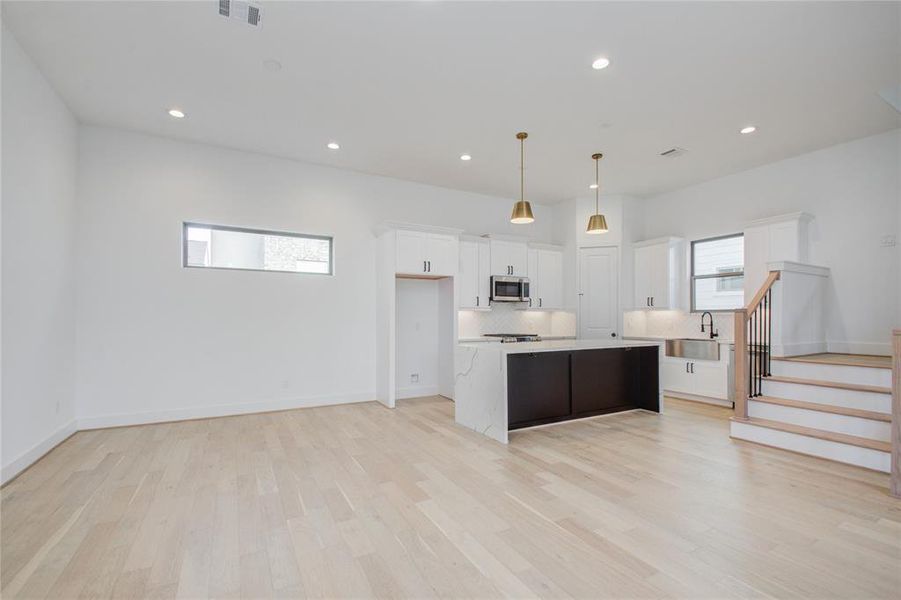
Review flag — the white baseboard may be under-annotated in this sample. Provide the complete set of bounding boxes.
[772,341,827,357]
[1,419,78,485]
[76,391,374,430]
[826,340,892,356]
[396,385,439,400]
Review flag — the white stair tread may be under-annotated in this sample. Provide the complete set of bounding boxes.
[731,416,891,452]
[750,395,891,422]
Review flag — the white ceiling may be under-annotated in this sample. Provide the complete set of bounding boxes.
[3,1,899,203]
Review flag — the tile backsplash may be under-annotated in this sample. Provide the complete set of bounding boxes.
[624,309,735,342]
[458,304,576,339]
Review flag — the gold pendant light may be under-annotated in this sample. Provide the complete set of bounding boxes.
[510,132,535,224]
[586,152,608,234]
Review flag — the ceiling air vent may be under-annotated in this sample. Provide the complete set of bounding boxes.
[659,147,687,158]
[219,0,262,27]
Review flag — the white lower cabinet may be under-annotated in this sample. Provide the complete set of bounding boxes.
[662,356,730,400]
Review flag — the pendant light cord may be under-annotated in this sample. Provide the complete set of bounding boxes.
[595,156,600,213]
[520,137,525,202]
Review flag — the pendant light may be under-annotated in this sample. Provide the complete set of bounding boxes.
[586,152,608,234]
[510,132,535,224]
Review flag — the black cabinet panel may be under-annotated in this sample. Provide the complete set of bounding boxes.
[637,346,660,412]
[507,346,660,430]
[571,349,629,415]
[507,351,571,428]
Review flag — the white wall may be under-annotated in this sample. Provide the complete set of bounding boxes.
[1,27,78,482]
[74,127,559,427]
[639,129,900,355]
[396,279,439,399]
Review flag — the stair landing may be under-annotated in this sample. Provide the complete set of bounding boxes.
[773,353,891,369]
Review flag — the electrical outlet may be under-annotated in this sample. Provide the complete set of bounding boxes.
[410,373,419,383]
[880,234,896,247]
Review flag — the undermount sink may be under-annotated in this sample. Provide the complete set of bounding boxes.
[665,338,720,361]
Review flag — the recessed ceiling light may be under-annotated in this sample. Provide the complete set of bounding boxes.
[589,183,599,189]
[591,57,610,70]
[262,59,282,72]
[460,154,472,161]
[740,126,757,134]
[167,108,185,119]
[327,142,340,150]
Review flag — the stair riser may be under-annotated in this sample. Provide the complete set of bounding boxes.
[747,401,891,442]
[770,361,891,388]
[730,421,890,473]
[760,380,892,413]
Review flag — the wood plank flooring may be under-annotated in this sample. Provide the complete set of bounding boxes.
[2,397,899,599]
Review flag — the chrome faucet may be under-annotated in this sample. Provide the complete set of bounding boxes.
[700,311,719,340]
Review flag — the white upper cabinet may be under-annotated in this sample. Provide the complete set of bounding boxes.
[633,237,683,309]
[395,230,457,277]
[459,238,490,309]
[489,239,528,276]
[743,212,812,298]
[527,245,564,309]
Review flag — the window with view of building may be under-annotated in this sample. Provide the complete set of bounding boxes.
[691,233,744,311]
[183,223,333,275]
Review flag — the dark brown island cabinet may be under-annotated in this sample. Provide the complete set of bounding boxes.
[506,345,659,430]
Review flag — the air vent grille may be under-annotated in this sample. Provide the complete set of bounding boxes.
[659,147,687,158]
[247,5,261,26]
[218,0,262,27]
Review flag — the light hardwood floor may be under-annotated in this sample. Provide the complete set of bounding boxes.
[2,398,899,599]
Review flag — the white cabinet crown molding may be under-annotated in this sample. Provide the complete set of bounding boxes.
[633,236,684,248]
[374,221,464,236]
[745,212,814,227]
[527,241,565,251]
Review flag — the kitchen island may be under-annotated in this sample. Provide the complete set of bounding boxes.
[455,339,662,443]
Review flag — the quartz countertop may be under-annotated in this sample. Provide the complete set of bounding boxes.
[457,335,576,343]
[623,335,734,346]
[457,338,661,355]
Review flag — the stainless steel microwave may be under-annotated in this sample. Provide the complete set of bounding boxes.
[490,276,530,303]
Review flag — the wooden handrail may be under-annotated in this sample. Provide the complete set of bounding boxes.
[891,329,900,499]
[734,270,781,419]
[745,271,780,315]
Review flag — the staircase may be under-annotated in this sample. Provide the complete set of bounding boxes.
[728,269,896,475]
[731,354,892,472]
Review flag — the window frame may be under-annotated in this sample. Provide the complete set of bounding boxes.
[690,232,744,313]
[182,221,334,276]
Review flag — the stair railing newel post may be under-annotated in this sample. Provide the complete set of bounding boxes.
[734,270,781,420]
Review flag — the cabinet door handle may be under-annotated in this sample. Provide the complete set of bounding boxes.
[427,260,431,272]
[539,298,543,308]
[651,296,654,307]
[686,362,690,373]
[476,295,479,307]
[423,261,427,272]
[690,363,695,373]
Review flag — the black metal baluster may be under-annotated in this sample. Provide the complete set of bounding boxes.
[767,288,773,376]
[751,309,757,397]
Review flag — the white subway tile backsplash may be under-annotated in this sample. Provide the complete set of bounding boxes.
[458,304,576,339]
[624,309,735,341]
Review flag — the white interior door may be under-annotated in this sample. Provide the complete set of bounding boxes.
[579,247,618,339]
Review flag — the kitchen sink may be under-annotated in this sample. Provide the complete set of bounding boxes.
[665,338,720,361]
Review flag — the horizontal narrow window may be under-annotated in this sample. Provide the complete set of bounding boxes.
[183,222,332,275]
[691,233,743,312]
